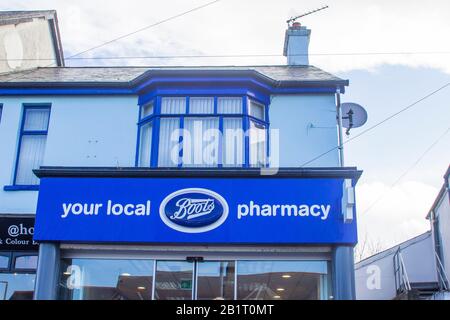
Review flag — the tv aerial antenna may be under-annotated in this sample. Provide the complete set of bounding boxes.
[286,5,329,26]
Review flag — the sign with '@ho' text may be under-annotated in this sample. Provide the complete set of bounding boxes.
[0,217,38,251]
[34,177,357,244]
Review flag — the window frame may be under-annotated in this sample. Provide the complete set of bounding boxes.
[136,95,269,168]
[0,252,38,274]
[12,104,51,188]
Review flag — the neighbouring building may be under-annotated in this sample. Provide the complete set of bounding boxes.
[0,10,64,74]
[355,165,450,300]
[0,10,64,301]
[0,18,362,300]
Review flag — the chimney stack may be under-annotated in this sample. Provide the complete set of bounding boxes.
[283,23,311,66]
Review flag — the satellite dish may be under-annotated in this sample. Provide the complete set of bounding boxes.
[340,102,368,135]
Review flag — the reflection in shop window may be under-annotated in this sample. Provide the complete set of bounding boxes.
[59,259,154,300]
[237,261,331,300]
[154,261,193,300]
[14,255,38,270]
[0,273,35,300]
[0,255,9,269]
[197,261,235,300]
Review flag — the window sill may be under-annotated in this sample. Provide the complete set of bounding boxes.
[3,185,39,191]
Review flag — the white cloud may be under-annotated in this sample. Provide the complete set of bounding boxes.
[2,0,450,73]
[356,180,438,253]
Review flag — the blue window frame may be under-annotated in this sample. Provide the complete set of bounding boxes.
[12,105,51,187]
[136,95,269,168]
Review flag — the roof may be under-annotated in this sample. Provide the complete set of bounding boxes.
[355,231,431,269]
[0,10,64,66]
[0,65,348,89]
[0,10,56,26]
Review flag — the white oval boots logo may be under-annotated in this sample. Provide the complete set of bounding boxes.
[159,188,229,233]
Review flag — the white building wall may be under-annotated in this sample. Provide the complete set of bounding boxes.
[355,232,437,300]
[435,189,450,275]
[0,18,58,73]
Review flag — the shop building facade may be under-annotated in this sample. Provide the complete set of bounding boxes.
[0,23,362,300]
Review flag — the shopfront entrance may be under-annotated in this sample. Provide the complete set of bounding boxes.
[58,255,330,300]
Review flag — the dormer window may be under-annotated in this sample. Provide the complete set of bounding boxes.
[137,95,268,168]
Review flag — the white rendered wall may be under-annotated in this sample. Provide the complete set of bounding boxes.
[435,189,450,276]
[355,233,437,300]
[0,18,58,73]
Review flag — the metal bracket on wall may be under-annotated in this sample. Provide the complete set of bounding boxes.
[341,179,355,223]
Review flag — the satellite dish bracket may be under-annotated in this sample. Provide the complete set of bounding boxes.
[342,109,354,135]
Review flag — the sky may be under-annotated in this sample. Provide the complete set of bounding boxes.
[2,0,450,257]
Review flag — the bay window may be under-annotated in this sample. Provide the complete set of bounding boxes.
[137,95,268,168]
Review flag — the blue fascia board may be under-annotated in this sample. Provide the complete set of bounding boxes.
[138,87,270,106]
[0,87,135,96]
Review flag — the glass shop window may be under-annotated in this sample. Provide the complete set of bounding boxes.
[59,258,154,300]
[236,261,331,300]
[14,255,38,270]
[0,255,9,269]
[196,261,235,300]
[0,253,37,300]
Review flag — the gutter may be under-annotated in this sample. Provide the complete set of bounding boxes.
[34,166,363,181]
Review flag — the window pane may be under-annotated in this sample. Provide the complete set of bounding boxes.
[15,135,46,185]
[14,256,38,270]
[237,261,329,300]
[190,97,214,114]
[183,117,219,167]
[197,261,235,300]
[158,118,180,167]
[222,118,244,167]
[249,100,265,120]
[0,255,9,269]
[155,261,193,300]
[249,121,266,167]
[161,97,186,114]
[0,273,35,300]
[141,102,154,119]
[138,123,152,167]
[23,108,50,131]
[218,97,242,114]
[59,259,154,300]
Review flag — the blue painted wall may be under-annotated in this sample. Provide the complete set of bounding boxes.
[269,94,339,167]
[0,96,139,214]
[0,92,339,214]
[44,96,138,167]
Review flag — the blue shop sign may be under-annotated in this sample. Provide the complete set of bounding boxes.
[34,177,357,244]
